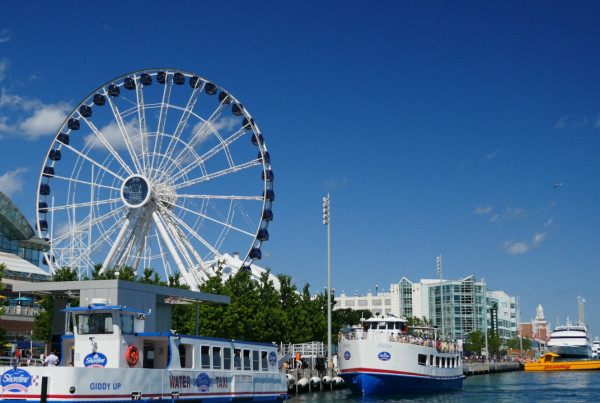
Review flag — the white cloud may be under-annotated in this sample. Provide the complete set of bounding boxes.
[483,149,500,161]
[474,205,493,214]
[323,176,348,190]
[490,214,500,223]
[84,118,140,151]
[0,29,9,43]
[503,240,529,255]
[0,58,9,81]
[0,87,72,139]
[532,232,546,247]
[502,231,547,255]
[19,102,71,140]
[0,167,29,197]
[555,115,588,129]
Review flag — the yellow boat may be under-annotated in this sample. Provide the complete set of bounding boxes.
[524,353,600,371]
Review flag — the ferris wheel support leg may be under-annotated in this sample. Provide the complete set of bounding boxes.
[152,211,199,291]
[100,209,135,274]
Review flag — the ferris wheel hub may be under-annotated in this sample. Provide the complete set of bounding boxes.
[121,175,152,208]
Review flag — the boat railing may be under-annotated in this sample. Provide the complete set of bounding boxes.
[0,357,45,367]
[339,330,461,354]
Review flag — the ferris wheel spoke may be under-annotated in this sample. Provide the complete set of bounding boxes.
[163,98,231,177]
[103,89,145,174]
[134,74,149,174]
[100,208,137,273]
[160,206,222,259]
[47,197,121,213]
[168,126,247,184]
[152,209,199,291]
[156,86,203,175]
[174,159,263,190]
[49,175,121,192]
[161,197,255,238]
[52,204,128,246]
[57,142,125,182]
[82,113,137,176]
[177,194,264,201]
[150,77,174,173]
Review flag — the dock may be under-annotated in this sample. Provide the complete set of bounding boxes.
[463,361,523,375]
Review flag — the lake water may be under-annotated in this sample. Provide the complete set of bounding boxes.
[289,371,600,402]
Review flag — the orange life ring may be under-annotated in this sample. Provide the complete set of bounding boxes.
[126,345,139,367]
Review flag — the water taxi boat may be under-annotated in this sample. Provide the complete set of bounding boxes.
[524,353,600,371]
[0,280,288,402]
[338,316,464,395]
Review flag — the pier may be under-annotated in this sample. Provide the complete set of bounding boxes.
[463,361,523,375]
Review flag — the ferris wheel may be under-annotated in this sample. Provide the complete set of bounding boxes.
[35,68,274,291]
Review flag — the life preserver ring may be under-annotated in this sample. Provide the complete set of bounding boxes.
[126,345,139,367]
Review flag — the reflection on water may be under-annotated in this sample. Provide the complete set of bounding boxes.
[290,371,600,402]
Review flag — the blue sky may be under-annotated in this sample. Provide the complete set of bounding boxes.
[1,2,599,334]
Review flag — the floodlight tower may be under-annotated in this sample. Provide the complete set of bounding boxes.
[323,194,332,367]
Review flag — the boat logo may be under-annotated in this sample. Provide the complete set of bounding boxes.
[84,352,108,367]
[1,369,32,393]
[344,351,351,360]
[194,373,211,392]
[378,352,391,361]
[269,351,277,366]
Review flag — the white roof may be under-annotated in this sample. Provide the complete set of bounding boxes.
[0,251,51,278]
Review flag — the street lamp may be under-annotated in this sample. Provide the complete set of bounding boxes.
[437,255,444,337]
[323,194,332,368]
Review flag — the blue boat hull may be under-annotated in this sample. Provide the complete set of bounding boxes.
[339,371,464,395]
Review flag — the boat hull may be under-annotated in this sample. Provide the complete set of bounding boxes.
[339,370,463,395]
[525,360,600,371]
[547,345,591,358]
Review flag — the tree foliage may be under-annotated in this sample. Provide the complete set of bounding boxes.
[507,335,532,350]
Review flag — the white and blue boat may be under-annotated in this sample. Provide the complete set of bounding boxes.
[338,316,464,395]
[0,280,288,402]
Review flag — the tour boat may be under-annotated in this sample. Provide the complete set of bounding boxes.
[546,319,591,359]
[337,316,464,395]
[0,290,287,402]
[524,352,600,371]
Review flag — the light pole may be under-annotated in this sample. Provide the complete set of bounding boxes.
[323,194,332,368]
[437,255,444,337]
[483,278,489,362]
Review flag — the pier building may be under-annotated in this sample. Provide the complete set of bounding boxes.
[0,190,51,341]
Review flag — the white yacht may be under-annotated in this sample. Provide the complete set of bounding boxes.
[547,298,592,359]
[592,337,599,359]
[547,320,591,358]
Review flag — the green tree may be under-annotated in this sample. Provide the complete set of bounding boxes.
[487,330,502,355]
[33,266,79,343]
[507,335,532,350]
[0,264,8,347]
[464,330,486,355]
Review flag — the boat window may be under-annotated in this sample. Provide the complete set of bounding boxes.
[179,344,193,369]
[78,313,113,335]
[436,356,440,367]
[201,345,210,369]
[252,350,259,371]
[224,348,232,370]
[234,349,242,370]
[121,314,134,334]
[442,357,446,368]
[261,351,268,371]
[418,354,427,366]
[378,322,387,329]
[243,349,251,371]
[430,355,434,366]
[213,347,221,369]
